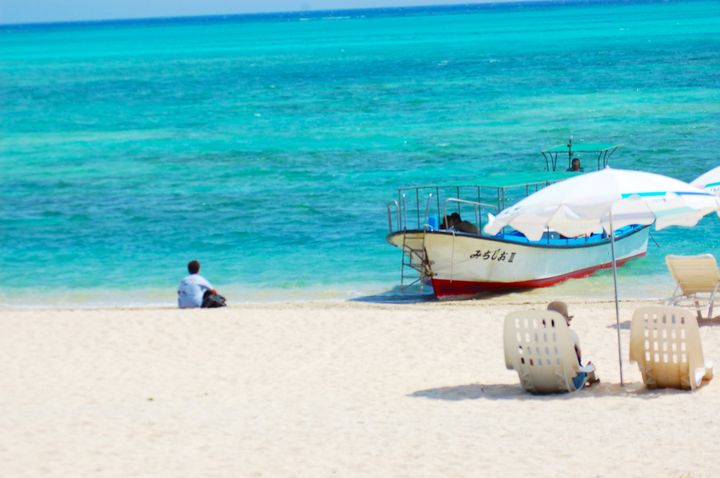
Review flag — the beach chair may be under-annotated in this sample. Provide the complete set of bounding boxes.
[665,254,720,320]
[504,310,593,394]
[629,306,713,390]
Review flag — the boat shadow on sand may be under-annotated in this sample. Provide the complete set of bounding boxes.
[350,286,522,304]
[410,382,687,401]
[350,286,436,304]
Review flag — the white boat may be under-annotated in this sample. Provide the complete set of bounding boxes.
[388,225,649,299]
[386,141,649,299]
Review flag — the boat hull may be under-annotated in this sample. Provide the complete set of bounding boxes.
[387,227,649,299]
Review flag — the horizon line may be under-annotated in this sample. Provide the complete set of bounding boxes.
[0,0,657,28]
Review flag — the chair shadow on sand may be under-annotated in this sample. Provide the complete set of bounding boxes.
[608,316,720,330]
[410,382,691,401]
[607,320,632,330]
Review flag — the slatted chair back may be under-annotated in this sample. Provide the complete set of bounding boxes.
[629,306,713,390]
[504,310,581,394]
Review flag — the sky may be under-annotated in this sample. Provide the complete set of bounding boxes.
[0,0,524,25]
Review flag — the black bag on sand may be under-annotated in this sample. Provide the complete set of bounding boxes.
[202,290,227,308]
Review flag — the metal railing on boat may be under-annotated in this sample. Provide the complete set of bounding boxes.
[387,181,548,234]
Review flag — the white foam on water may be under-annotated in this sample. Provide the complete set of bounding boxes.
[0,281,399,309]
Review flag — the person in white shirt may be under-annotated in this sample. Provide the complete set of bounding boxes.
[178,260,218,308]
[547,301,599,387]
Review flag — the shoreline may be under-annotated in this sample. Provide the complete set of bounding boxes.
[0,292,674,311]
[0,274,678,310]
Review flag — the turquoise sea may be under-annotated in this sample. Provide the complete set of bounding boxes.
[1,0,719,306]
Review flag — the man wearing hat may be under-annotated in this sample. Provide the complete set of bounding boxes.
[548,301,599,386]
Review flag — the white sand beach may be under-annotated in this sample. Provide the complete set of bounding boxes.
[2,299,719,477]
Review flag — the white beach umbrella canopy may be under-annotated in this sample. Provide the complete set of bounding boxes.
[484,168,719,240]
[691,165,720,195]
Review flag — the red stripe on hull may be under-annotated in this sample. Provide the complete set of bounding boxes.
[431,252,646,299]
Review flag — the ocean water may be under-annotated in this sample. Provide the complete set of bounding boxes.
[1,0,719,306]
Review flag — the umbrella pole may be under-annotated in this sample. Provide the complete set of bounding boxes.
[609,211,624,386]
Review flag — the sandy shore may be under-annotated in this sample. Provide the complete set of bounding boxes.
[2,298,719,477]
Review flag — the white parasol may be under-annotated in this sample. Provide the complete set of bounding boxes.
[691,165,720,196]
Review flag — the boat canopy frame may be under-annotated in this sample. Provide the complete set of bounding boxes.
[541,141,622,172]
[388,171,579,234]
[387,139,624,236]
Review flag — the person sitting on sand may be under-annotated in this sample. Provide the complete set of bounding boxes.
[547,300,599,387]
[178,260,226,308]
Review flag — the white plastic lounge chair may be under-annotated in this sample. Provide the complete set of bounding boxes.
[629,306,713,390]
[665,254,720,320]
[504,310,593,394]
